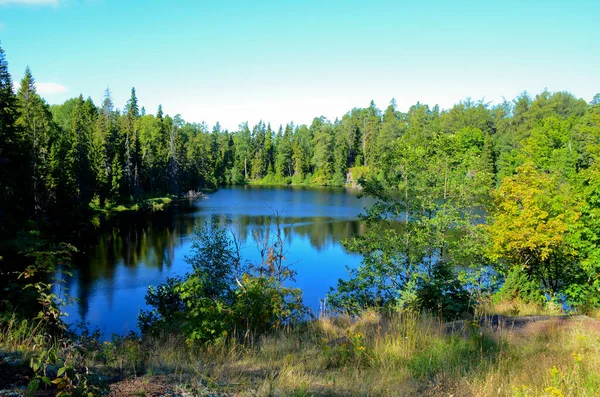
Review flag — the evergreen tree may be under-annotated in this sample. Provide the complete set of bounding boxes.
[275,123,293,178]
[376,99,403,169]
[251,121,267,179]
[0,43,23,234]
[70,94,95,203]
[332,119,349,185]
[96,89,119,202]
[311,117,334,183]
[234,122,252,181]
[361,100,381,167]
[292,124,313,181]
[15,67,54,221]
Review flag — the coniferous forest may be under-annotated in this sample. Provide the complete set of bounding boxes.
[2,37,600,395]
[2,41,599,236]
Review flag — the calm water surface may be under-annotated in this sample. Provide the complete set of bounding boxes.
[58,185,374,336]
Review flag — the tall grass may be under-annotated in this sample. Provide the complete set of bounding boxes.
[1,311,599,396]
[134,310,600,396]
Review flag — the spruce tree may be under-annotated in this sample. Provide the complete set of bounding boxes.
[0,43,21,234]
[70,94,95,203]
[16,67,54,221]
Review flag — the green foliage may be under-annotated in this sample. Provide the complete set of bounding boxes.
[139,216,307,344]
[486,163,581,296]
[413,263,473,318]
[232,274,305,335]
[27,343,109,397]
[6,243,77,327]
[494,267,547,305]
[328,113,490,319]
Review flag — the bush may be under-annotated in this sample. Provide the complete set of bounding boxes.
[139,216,307,344]
[413,262,472,319]
[232,274,306,336]
[494,267,546,305]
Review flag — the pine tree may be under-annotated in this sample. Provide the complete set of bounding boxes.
[166,115,180,194]
[333,119,349,185]
[275,123,293,178]
[292,124,313,180]
[265,123,274,175]
[97,89,118,203]
[0,43,22,234]
[376,99,402,169]
[232,122,252,181]
[16,67,54,221]
[361,100,381,168]
[311,117,334,183]
[251,121,267,179]
[122,88,140,197]
[110,153,123,201]
[70,95,95,203]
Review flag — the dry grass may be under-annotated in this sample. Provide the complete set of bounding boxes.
[586,308,600,321]
[2,312,600,396]
[477,299,564,317]
[136,311,600,397]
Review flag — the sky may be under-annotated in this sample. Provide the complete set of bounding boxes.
[0,0,598,130]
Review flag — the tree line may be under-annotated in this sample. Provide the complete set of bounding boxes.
[327,90,600,315]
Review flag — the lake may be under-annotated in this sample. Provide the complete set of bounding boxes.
[57,185,375,336]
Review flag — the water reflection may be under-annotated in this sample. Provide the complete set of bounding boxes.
[59,186,373,336]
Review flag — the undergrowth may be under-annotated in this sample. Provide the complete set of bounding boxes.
[2,310,599,396]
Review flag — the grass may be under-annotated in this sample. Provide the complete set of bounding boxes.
[89,196,174,215]
[1,310,599,396]
[477,299,565,317]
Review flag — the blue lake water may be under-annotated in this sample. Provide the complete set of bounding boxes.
[58,185,374,336]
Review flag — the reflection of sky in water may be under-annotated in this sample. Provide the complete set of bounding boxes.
[57,186,373,337]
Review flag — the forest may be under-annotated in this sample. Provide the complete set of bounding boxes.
[2,40,600,396]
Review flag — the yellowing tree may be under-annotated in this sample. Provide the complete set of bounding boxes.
[486,162,580,294]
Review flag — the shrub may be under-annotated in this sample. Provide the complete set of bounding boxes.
[139,216,307,344]
[494,267,546,305]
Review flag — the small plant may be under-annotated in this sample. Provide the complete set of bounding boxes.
[27,338,109,396]
[101,332,147,376]
[513,385,534,397]
[322,330,370,368]
[28,344,58,393]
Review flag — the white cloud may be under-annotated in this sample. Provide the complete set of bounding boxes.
[37,82,68,94]
[0,0,60,5]
[12,81,68,95]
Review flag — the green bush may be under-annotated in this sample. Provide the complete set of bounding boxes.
[139,216,307,344]
[494,267,546,305]
[413,262,472,319]
[232,274,305,335]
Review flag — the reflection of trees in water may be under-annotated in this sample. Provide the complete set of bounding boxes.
[70,210,196,320]
[68,208,368,323]
[211,214,367,252]
[292,219,367,251]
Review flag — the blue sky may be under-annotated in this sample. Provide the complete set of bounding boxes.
[1,0,598,130]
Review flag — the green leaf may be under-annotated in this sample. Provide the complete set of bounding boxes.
[28,378,41,392]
